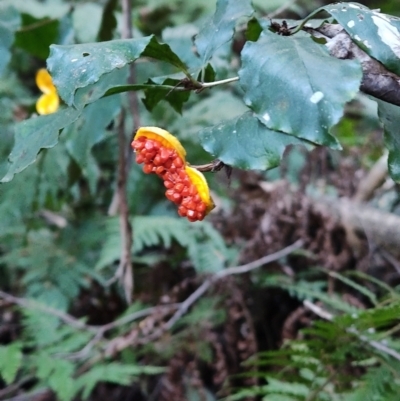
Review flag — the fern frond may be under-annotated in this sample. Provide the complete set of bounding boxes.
[97,216,230,273]
[75,362,164,399]
[0,343,22,384]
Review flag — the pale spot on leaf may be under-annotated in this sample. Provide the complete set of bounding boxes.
[262,112,270,122]
[371,14,400,58]
[363,40,372,49]
[310,91,324,104]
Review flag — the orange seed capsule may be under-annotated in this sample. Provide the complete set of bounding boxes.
[132,127,215,222]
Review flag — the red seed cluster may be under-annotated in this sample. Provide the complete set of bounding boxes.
[131,136,208,222]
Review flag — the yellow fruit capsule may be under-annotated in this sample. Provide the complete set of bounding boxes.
[185,166,215,214]
[134,127,186,162]
[36,91,60,115]
[36,68,57,94]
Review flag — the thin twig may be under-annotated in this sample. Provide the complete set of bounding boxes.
[2,389,51,401]
[0,288,181,343]
[109,0,140,301]
[60,304,181,361]
[107,0,140,297]
[0,290,94,332]
[303,300,400,362]
[0,375,34,399]
[116,109,133,303]
[147,240,303,340]
[191,159,225,173]
[216,239,303,278]
[96,303,180,333]
[122,0,141,175]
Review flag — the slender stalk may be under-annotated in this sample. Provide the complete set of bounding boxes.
[116,110,133,303]
[112,0,139,302]
[200,76,239,88]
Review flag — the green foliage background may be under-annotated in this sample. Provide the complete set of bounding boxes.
[1,0,400,400]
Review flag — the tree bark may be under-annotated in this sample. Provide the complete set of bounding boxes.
[307,24,400,107]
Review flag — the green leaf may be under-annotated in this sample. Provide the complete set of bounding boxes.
[0,0,68,19]
[239,30,362,147]
[199,112,305,170]
[65,96,121,194]
[97,0,118,42]
[195,0,254,64]
[0,5,20,75]
[172,91,247,140]
[36,354,76,401]
[76,363,164,399]
[142,77,190,113]
[103,83,179,97]
[74,66,128,108]
[376,99,400,182]
[1,107,81,183]
[97,216,230,273]
[48,35,189,106]
[23,308,61,347]
[0,343,22,384]
[14,13,58,59]
[162,24,202,68]
[140,36,190,74]
[264,377,310,397]
[324,2,400,76]
[48,36,151,106]
[245,17,263,42]
[72,2,103,44]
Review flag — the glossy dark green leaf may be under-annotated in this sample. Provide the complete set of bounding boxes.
[47,35,189,106]
[1,107,81,183]
[324,2,400,76]
[195,0,253,64]
[74,66,128,108]
[245,17,263,42]
[199,112,305,170]
[200,63,216,83]
[142,78,190,114]
[47,36,152,106]
[102,83,178,97]
[140,36,190,73]
[0,6,21,75]
[14,14,58,59]
[377,99,400,182]
[239,30,362,147]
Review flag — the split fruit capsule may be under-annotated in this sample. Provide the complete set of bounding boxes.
[131,127,215,222]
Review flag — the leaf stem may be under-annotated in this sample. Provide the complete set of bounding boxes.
[290,5,327,35]
[200,76,239,88]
